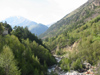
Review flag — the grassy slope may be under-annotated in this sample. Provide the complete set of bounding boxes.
[40,0,100,39]
[59,15,100,72]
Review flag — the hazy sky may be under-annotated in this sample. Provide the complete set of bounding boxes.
[0,0,88,25]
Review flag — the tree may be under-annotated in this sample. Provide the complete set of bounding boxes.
[72,58,83,70]
[34,68,39,75]
[60,58,71,71]
[0,23,4,34]
[0,45,21,75]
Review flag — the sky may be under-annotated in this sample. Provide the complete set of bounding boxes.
[0,0,88,25]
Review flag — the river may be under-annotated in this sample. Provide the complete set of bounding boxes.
[48,55,85,75]
[48,56,62,73]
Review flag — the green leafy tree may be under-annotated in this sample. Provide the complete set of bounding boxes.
[60,58,71,71]
[0,45,20,75]
[0,23,4,34]
[71,58,83,70]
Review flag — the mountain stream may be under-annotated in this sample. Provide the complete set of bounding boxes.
[47,55,85,75]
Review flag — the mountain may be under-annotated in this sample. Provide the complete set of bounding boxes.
[47,22,55,27]
[0,22,56,75]
[41,0,100,73]
[29,23,49,36]
[2,16,48,36]
[39,0,100,38]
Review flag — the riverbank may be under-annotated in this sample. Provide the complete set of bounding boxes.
[48,55,95,75]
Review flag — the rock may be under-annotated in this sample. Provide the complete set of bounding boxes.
[83,62,92,69]
[65,71,84,75]
[93,0,100,6]
[85,71,94,75]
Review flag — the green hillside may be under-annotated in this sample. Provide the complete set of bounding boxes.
[40,0,100,74]
[40,0,100,39]
[0,22,56,75]
[1,0,100,74]
[43,12,100,74]
[58,14,100,73]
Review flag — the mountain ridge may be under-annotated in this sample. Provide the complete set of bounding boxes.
[2,16,48,36]
[41,0,100,73]
[39,0,100,38]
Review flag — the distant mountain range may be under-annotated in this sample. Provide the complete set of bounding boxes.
[2,16,48,36]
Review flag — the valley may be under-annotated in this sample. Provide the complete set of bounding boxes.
[40,0,100,75]
[0,0,100,75]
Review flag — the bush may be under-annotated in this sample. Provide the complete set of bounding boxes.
[71,58,83,70]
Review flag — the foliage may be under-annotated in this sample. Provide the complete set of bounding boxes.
[0,22,12,35]
[3,21,12,34]
[11,26,41,43]
[59,58,71,71]
[49,71,58,75]
[0,45,20,75]
[71,58,83,70]
[0,22,56,75]
[46,15,100,72]
[0,23,4,34]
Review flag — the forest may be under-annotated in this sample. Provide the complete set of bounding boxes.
[0,22,56,75]
[44,15,100,74]
[1,0,100,75]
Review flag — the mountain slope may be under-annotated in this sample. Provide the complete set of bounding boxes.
[29,23,49,36]
[2,16,48,36]
[54,14,100,74]
[41,0,100,73]
[40,0,100,38]
[0,22,56,75]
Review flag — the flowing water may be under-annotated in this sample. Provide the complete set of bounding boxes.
[48,57,62,73]
[48,56,84,75]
